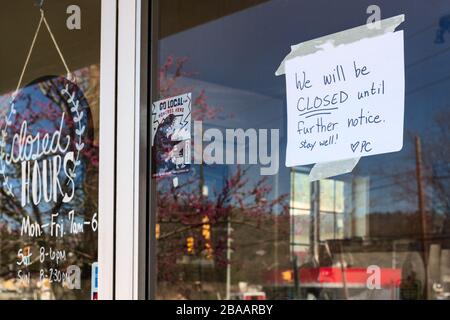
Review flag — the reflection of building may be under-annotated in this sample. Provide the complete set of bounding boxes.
[289,169,370,264]
[286,169,407,299]
[284,167,450,300]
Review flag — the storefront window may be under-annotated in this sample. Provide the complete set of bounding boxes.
[152,0,450,300]
[0,1,100,300]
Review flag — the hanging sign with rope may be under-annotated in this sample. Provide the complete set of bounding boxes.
[0,7,88,198]
[1,3,97,295]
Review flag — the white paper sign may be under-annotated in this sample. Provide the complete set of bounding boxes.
[285,31,405,167]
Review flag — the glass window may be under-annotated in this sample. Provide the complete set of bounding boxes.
[0,0,100,300]
[152,0,450,300]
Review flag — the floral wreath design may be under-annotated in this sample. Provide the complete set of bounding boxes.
[0,79,86,198]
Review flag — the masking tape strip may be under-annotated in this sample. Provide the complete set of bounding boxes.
[276,14,405,181]
[275,14,405,76]
[309,158,360,182]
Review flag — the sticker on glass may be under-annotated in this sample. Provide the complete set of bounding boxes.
[152,93,191,177]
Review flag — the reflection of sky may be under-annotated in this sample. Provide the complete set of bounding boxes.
[159,0,450,214]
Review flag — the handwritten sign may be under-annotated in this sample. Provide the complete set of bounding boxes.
[1,75,98,295]
[152,93,191,177]
[284,31,405,167]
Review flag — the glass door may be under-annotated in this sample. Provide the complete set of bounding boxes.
[0,0,106,300]
[150,0,450,300]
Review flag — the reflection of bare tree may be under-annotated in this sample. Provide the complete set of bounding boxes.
[156,166,289,295]
[0,67,99,300]
[365,109,450,299]
[389,110,450,235]
[424,111,450,213]
[365,108,450,238]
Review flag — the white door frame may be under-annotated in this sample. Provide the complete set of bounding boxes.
[98,0,117,300]
[115,0,148,300]
[99,0,148,300]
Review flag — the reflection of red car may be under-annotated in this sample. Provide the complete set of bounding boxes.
[230,292,267,300]
[243,292,266,300]
[266,267,402,289]
[300,267,401,288]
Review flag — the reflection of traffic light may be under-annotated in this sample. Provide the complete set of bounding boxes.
[186,236,195,254]
[281,270,293,282]
[202,216,213,259]
[202,216,210,240]
[156,224,160,240]
[204,242,213,260]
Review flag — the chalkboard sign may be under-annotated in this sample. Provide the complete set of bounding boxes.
[0,75,98,299]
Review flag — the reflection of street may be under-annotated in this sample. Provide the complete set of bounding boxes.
[0,278,54,300]
[153,60,450,300]
[154,0,450,298]
[286,165,450,300]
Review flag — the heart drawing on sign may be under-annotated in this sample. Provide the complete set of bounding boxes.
[351,141,360,153]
